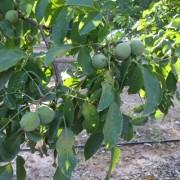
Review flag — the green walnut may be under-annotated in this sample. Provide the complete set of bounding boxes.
[115,42,131,60]
[92,53,108,69]
[37,105,55,124]
[20,112,40,132]
[5,10,18,24]
[130,39,145,56]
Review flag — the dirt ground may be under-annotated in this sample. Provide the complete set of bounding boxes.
[12,87,180,180]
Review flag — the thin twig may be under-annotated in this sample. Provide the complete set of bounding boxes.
[39,25,59,86]
[20,13,59,86]
[19,13,50,30]
[0,106,29,132]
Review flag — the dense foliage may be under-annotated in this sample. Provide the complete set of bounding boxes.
[0,0,179,179]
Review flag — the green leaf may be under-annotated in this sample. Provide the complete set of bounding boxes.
[159,91,173,114]
[121,115,133,141]
[132,116,148,126]
[35,0,50,23]
[140,66,162,115]
[53,167,69,180]
[56,128,76,177]
[0,20,14,39]
[133,104,144,113]
[80,13,102,36]
[0,136,10,162]
[172,59,180,82]
[105,147,121,180]
[154,109,164,120]
[56,128,75,156]
[119,58,132,89]
[0,47,25,72]
[45,45,72,66]
[0,69,13,91]
[84,133,104,160]
[103,102,123,149]
[7,71,28,93]
[82,102,99,133]
[63,97,75,126]
[0,164,13,180]
[176,91,180,101]
[47,112,63,144]
[0,0,13,13]
[63,77,80,88]
[127,65,143,94]
[0,105,8,119]
[0,133,21,162]
[71,115,83,135]
[170,18,180,30]
[77,47,95,75]
[58,152,76,178]
[51,9,72,45]
[70,21,87,44]
[66,0,94,7]
[4,133,21,158]
[3,94,16,110]
[19,0,35,17]
[166,71,177,92]
[89,88,102,103]
[26,132,43,142]
[16,156,26,180]
[97,82,114,112]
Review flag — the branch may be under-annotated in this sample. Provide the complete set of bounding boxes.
[19,13,59,86]
[39,26,59,86]
[55,57,75,64]
[19,13,50,30]
[96,40,124,51]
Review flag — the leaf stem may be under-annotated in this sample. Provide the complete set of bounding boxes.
[0,105,29,132]
[39,25,59,86]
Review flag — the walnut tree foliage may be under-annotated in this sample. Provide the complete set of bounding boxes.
[0,0,179,179]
